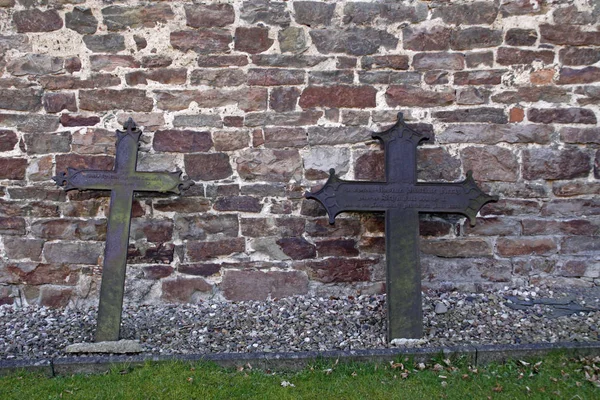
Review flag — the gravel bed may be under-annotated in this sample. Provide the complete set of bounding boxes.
[1,286,599,360]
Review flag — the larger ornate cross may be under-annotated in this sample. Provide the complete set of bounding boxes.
[305,113,497,341]
[54,118,193,342]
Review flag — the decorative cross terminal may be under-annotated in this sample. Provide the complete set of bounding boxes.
[305,113,498,341]
[54,118,193,342]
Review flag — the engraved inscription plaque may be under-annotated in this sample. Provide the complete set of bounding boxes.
[54,118,193,342]
[305,113,498,340]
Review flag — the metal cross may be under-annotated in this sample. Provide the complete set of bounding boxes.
[305,113,497,341]
[54,118,193,342]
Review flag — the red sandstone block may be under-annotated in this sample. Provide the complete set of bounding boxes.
[221,269,308,301]
[497,237,557,257]
[299,85,376,108]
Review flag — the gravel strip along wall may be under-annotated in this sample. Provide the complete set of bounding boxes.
[1,286,599,360]
[0,1,598,308]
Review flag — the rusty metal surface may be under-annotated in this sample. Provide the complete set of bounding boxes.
[54,118,193,342]
[305,113,498,341]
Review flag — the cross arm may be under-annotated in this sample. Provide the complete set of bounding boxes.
[53,168,193,194]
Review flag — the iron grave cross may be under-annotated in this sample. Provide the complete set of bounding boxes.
[305,113,497,341]
[54,118,193,342]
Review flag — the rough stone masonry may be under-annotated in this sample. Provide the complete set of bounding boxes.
[0,0,598,309]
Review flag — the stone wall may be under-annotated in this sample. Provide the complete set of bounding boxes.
[0,0,598,308]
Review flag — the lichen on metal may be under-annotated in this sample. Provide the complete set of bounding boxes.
[53,118,194,342]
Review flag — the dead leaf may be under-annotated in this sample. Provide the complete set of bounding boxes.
[439,375,447,379]
[400,372,409,379]
[492,384,503,393]
[324,368,333,375]
[237,366,244,372]
[433,363,444,372]
[519,360,530,367]
[550,377,558,383]
[351,371,357,377]
[187,377,193,383]
[417,362,426,370]
[441,381,447,388]
[462,374,469,380]
[390,361,404,370]
[443,359,452,366]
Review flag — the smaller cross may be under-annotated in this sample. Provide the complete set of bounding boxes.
[306,113,497,340]
[54,118,193,342]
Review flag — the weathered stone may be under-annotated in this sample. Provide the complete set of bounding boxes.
[83,34,125,53]
[90,55,139,72]
[403,26,451,51]
[197,55,249,68]
[262,127,307,148]
[79,89,152,112]
[126,69,187,86]
[540,24,600,46]
[456,87,489,105]
[306,218,361,238]
[102,4,174,31]
[496,47,555,65]
[433,1,498,25]
[241,0,291,26]
[302,258,374,283]
[294,1,335,26]
[316,239,359,257]
[0,130,17,151]
[554,5,594,25]
[155,89,267,112]
[61,114,100,127]
[522,219,598,236]
[141,55,172,69]
[523,148,591,180]
[451,28,503,50]
[421,238,492,258]
[38,286,73,308]
[505,28,537,46]
[434,108,507,124]
[234,27,274,54]
[241,217,305,237]
[213,131,249,151]
[55,154,114,176]
[171,30,232,54]
[307,126,369,146]
[133,35,147,51]
[185,153,232,181]
[530,69,555,85]
[66,340,142,354]
[176,214,238,241]
[491,86,569,104]
[0,89,42,112]
[466,52,493,68]
[386,85,454,108]
[248,68,305,86]
[130,219,173,243]
[417,147,462,181]
[276,237,316,260]
[463,217,522,236]
[299,85,376,109]
[65,7,97,34]
[3,238,44,261]
[279,27,308,53]
[153,130,211,153]
[43,242,103,265]
[500,0,542,16]
[528,108,596,124]
[13,9,63,33]
[190,69,246,87]
[251,54,327,68]
[0,217,26,235]
[214,196,262,213]
[128,242,174,264]
[236,149,300,182]
[541,199,600,217]
[0,114,60,133]
[185,3,234,28]
[43,93,77,113]
[362,55,409,70]
[304,147,350,180]
[380,3,428,23]
[221,270,308,301]
[0,158,27,180]
[560,127,600,144]
[462,146,518,182]
[31,219,106,240]
[342,2,380,25]
[310,28,398,56]
[173,115,222,129]
[557,67,600,85]
[7,54,63,76]
[310,70,354,85]
[496,237,557,257]
[560,48,600,66]
[359,71,421,85]
[560,237,600,255]
[24,132,71,155]
[438,124,551,145]
[423,71,449,85]
[413,52,464,70]
[187,238,245,261]
[245,111,321,127]
[269,87,300,112]
[454,70,505,85]
[161,277,212,303]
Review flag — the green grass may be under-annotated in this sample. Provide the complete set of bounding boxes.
[0,353,598,399]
